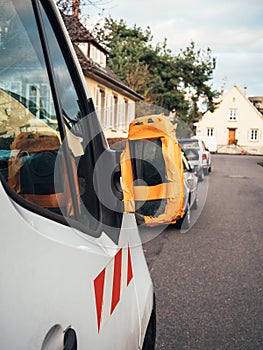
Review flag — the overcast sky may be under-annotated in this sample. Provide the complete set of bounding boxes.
[86,0,263,97]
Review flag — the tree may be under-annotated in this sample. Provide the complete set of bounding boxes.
[174,42,218,116]
[57,3,218,127]
[94,18,154,95]
[93,18,218,125]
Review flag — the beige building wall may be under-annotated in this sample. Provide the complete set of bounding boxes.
[195,85,263,154]
[86,77,136,139]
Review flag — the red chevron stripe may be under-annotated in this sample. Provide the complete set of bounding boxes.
[94,268,106,332]
[127,245,133,286]
[110,248,122,314]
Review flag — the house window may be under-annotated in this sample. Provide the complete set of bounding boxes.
[95,87,106,127]
[77,42,88,57]
[89,44,106,68]
[113,95,118,129]
[207,128,214,136]
[249,129,259,141]
[124,99,129,130]
[105,92,111,129]
[26,83,51,119]
[229,109,237,120]
[99,51,106,68]
[0,23,8,49]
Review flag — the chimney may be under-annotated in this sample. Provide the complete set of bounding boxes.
[244,86,247,96]
[72,0,80,18]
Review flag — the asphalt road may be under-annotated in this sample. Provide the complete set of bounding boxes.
[142,154,263,350]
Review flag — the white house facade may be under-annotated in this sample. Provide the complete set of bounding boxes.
[195,85,263,155]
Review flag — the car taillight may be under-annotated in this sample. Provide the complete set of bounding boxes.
[202,154,207,160]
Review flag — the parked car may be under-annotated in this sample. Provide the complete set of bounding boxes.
[177,152,199,229]
[179,138,211,180]
[193,137,212,175]
[121,115,198,229]
[195,135,217,153]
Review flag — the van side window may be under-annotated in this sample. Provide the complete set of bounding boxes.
[39,2,100,230]
[39,4,81,126]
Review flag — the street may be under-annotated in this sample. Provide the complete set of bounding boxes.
[142,154,263,350]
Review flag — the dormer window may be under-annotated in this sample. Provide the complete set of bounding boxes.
[78,42,88,57]
[77,42,107,68]
[89,44,106,68]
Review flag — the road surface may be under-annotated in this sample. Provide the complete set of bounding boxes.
[142,154,263,350]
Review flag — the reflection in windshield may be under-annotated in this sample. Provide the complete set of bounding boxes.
[0,0,65,216]
[0,0,57,131]
[39,3,82,124]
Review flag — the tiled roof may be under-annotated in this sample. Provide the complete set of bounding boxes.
[61,14,107,52]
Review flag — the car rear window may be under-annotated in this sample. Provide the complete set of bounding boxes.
[179,140,200,149]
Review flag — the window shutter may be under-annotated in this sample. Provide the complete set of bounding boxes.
[118,98,124,129]
[247,129,251,141]
[105,92,111,129]
[94,87,101,121]
[128,103,135,123]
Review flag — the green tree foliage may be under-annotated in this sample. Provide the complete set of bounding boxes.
[93,18,218,126]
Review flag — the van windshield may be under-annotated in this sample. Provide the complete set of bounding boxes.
[0,0,99,231]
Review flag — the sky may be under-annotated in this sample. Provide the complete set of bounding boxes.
[85,0,263,97]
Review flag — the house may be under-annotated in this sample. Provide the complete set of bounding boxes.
[195,85,263,155]
[62,14,143,144]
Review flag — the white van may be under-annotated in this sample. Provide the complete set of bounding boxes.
[0,0,155,349]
